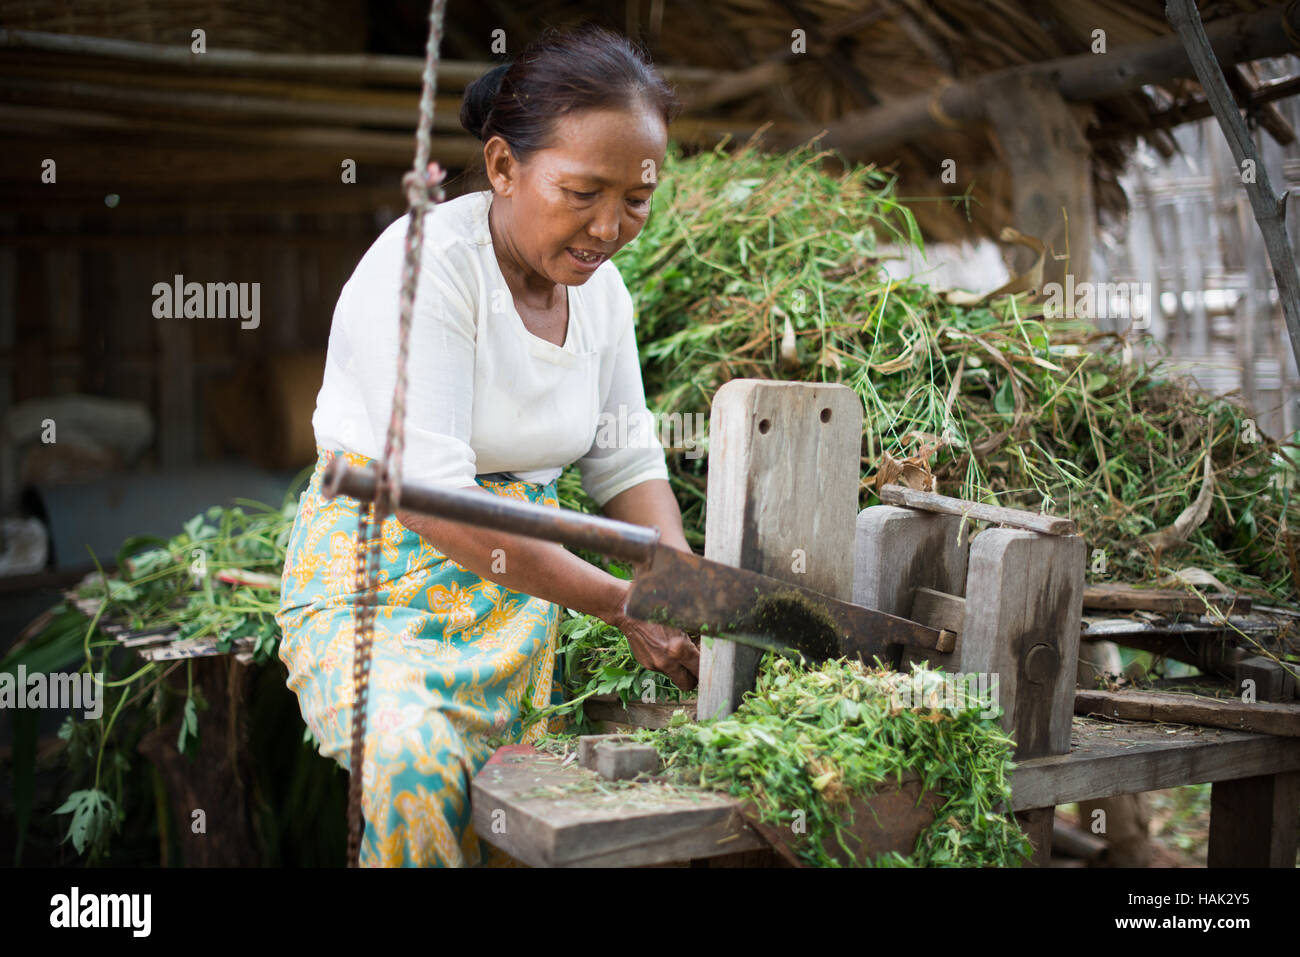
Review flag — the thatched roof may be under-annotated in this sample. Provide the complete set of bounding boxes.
[1,1,1297,241]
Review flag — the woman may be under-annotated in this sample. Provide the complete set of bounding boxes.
[275,25,700,867]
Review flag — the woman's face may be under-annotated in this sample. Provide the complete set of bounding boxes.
[485,102,668,287]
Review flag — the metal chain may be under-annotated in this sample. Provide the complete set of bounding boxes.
[347,0,448,868]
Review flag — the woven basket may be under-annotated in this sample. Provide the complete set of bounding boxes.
[0,0,368,53]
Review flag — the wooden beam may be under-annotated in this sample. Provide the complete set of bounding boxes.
[1091,74,1300,144]
[1010,719,1300,810]
[812,5,1300,158]
[0,28,729,90]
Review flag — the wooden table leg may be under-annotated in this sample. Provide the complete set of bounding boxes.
[1015,807,1055,867]
[1207,769,1300,867]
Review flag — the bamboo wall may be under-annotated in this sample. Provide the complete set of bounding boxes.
[0,206,389,473]
[1094,57,1300,441]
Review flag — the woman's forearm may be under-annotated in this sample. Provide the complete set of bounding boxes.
[395,488,629,622]
[600,478,691,552]
[394,478,687,624]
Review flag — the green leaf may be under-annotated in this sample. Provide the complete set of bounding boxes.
[178,696,200,755]
[993,377,1015,418]
[53,789,119,856]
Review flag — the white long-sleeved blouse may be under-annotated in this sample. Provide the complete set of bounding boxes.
[312,189,669,506]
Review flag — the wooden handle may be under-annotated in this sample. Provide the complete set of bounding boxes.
[323,458,661,564]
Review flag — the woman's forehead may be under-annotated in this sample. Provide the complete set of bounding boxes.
[538,107,667,174]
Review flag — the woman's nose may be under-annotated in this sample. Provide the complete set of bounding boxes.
[587,204,619,243]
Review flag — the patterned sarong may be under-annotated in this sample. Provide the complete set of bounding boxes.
[276,448,563,867]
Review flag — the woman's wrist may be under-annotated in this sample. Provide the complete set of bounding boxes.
[592,575,631,627]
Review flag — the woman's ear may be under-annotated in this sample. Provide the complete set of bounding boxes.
[483,135,516,196]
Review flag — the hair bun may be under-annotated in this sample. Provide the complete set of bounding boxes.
[460,63,511,140]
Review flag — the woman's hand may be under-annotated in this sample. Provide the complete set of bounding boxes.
[608,610,700,693]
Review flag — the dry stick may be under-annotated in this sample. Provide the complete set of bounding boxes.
[1165,0,1300,382]
[877,485,1077,534]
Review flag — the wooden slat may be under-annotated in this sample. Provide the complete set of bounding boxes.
[877,485,1077,535]
[584,695,696,730]
[1075,688,1300,737]
[1010,719,1300,810]
[1083,582,1250,613]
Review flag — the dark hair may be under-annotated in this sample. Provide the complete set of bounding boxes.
[459,24,680,160]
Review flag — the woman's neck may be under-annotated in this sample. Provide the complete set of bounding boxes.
[488,196,564,309]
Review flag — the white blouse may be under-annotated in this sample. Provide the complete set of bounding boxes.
[312,189,670,507]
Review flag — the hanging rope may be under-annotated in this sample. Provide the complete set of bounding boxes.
[347,0,449,868]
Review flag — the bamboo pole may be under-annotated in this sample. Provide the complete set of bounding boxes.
[1166,0,1300,394]
[0,28,724,88]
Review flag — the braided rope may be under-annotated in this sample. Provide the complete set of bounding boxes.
[347,0,448,869]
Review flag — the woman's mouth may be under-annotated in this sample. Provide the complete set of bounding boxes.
[566,247,606,270]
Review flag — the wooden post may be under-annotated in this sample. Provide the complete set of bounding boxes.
[955,528,1086,865]
[983,74,1094,290]
[1207,770,1300,867]
[697,380,862,719]
[853,506,968,669]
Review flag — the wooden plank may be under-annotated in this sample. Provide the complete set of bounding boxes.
[853,506,968,670]
[877,485,1077,535]
[1076,688,1300,737]
[697,380,862,719]
[584,695,696,730]
[1011,719,1300,810]
[1207,770,1300,867]
[957,529,1086,759]
[470,745,767,867]
[1083,582,1250,614]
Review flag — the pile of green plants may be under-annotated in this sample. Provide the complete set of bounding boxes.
[637,654,1030,867]
[0,492,350,865]
[614,140,1300,598]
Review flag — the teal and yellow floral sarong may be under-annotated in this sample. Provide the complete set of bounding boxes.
[276,449,564,867]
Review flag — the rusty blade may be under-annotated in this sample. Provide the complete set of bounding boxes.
[626,546,950,664]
